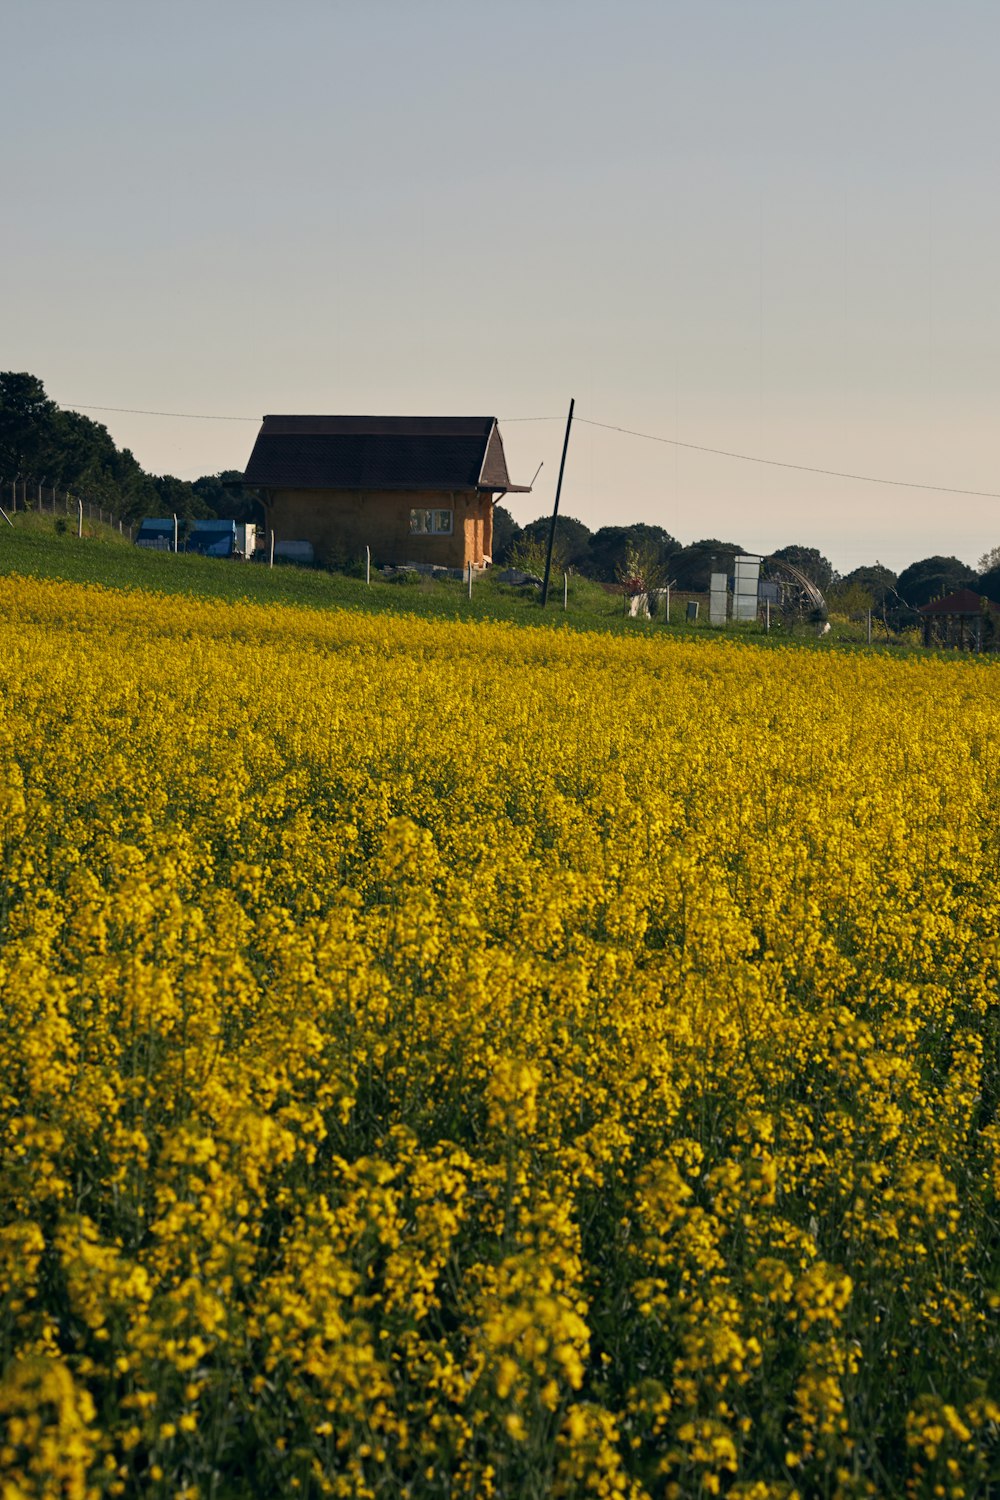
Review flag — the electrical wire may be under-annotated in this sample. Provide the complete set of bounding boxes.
[575,417,1000,500]
[59,403,560,425]
[60,402,259,422]
[55,400,1000,501]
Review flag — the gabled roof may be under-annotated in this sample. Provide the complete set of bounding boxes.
[242,415,531,494]
[918,588,997,615]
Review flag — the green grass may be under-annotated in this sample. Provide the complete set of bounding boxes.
[0,515,633,630]
[0,511,912,650]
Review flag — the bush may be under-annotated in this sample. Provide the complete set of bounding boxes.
[506,535,559,580]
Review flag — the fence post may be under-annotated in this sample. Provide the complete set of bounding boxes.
[173,513,178,553]
[765,599,770,633]
[366,544,370,586]
[867,610,872,645]
[563,572,568,610]
[77,497,83,538]
[269,530,275,569]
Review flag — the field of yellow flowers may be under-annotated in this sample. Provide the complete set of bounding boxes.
[1,573,999,1500]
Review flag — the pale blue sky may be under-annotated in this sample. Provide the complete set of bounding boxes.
[6,0,999,572]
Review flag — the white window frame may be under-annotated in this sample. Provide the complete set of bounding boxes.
[409,507,453,536]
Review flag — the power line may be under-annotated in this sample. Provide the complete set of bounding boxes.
[60,402,560,425]
[60,401,259,422]
[55,399,1000,501]
[575,417,1000,500]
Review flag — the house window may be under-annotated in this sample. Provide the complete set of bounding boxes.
[409,508,453,535]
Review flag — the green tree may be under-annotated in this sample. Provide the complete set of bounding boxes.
[519,514,593,571]
[894,555,976,612]
[152,475,210,524]
[586,524,678,582]
[670,538,744,592]
[109,446,160,523]
[829,563,897,614]
[770,544,836,590]
[192,471,262,525]
[0,371,261,526]
[491,504,522,565]
[0,372,57,479]
[42,408,156,520]
[976,564,1000,604]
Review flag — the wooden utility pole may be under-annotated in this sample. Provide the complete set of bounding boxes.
[540,399,574,607]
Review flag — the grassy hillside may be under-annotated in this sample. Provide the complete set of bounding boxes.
[0,513,641,632]
[0,510,892,648]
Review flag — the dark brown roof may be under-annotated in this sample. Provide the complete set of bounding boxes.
[242,415,531,493]
[918,588,997,615]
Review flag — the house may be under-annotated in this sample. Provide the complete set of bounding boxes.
[241,415,532,570]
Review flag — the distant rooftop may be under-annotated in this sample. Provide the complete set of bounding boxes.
[918,588,998,615]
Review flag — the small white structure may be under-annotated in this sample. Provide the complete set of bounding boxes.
[709,572,728,626]
[235,522,257,559]
[733,555,761,622]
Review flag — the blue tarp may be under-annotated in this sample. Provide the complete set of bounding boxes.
[135,518,175,548]
[187,520,236,558]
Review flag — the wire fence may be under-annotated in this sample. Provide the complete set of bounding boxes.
[1,476,133,537]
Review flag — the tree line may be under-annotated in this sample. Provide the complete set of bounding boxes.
[0,372,256,526]
[3,372,995,618]
[492,517,1000,623]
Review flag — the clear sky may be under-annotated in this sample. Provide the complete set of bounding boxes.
[7,0,1000,574]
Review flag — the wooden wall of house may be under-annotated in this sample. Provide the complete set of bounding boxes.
[265,489,494,569]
